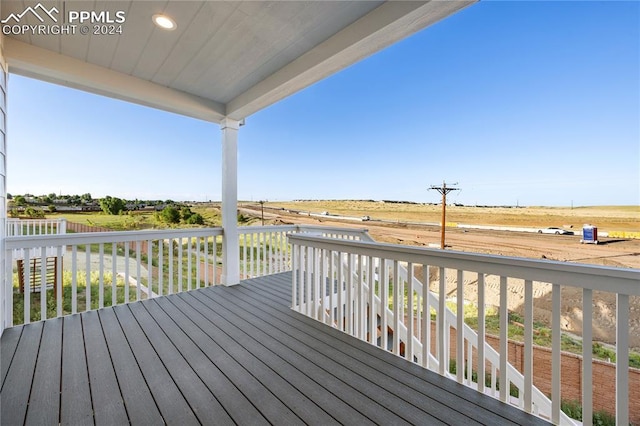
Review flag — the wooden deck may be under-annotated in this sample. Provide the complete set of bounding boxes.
[1,272,549,425]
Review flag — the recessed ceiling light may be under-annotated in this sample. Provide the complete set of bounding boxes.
[152,14,176,30]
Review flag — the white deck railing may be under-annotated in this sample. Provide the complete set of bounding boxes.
[289,233,640,426]
[7,218,66,237]
[238,224,369,279]
[3,224,368,327]
[7,218,67,260]
[5,228,224,325]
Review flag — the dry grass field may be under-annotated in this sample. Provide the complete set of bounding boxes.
[265,200,639,232]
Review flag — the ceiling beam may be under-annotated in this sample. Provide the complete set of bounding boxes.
[225,0,475,120]
[4,38,226,123]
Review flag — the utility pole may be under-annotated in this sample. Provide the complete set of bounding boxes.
[259,200,265,226]
[429,181,460,249]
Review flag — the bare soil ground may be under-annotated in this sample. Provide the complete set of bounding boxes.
[242,203,640,350]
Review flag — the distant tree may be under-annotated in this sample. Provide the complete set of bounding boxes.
[181,207,193,221]
[99,196,125,215]
[25,207,45,218]
[13,195,26,206]
[185,213,204,225]
[80,193,93,204]
[47,205,57,213]
[160,206,181,224]
[6,193,11,199]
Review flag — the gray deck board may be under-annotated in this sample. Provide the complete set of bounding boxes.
[168,293,308,425]
[25,318,62,426]
[215,282,473,425]
[1,321,43,426]
[212,285,458,424]
[98,307,165,425]
[127,301,235,425]
[182,290,370,425]
[0,271,550,426]
[82,309,129,426]
[184,288,375,425]
[141,299,267,426]
[60,314,93,425]
[0,324,22,389]
[191,287,442,425]
[111,304,201,426]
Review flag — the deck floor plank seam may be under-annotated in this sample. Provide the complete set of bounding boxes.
[140,298,269,426]
[209,283,473,425]
[238,273,549,426]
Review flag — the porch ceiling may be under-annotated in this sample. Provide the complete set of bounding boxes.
[1,0,474,123]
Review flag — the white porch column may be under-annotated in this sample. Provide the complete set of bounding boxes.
[220,118,240,286]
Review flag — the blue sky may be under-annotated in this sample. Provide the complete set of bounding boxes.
[7,1,639,207]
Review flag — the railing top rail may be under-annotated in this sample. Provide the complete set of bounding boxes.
[6,227,224,249]
[288,234,640,295]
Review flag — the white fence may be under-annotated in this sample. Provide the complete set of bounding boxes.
[289,233,640,426]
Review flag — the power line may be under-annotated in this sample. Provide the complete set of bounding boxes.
[428,181,460,249]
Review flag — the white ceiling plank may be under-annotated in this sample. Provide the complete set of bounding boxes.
[5,38,225,122]
[151,1,213,86]
[86,1,131,68]
[169,4,247,96]
[109,1,164,75]
[151,1,236,87]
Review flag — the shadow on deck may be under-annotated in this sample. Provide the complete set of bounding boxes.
[1,272,549,425]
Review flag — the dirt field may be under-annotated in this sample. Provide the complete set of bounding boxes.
[242,202,640,350]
